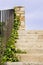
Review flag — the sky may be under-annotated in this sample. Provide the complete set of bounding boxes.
[0,0,43,30]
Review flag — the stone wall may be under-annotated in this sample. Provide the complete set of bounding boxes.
[16,30,43,52]
[14,7,43,62]
[15,7,43,52]
[15,6,25,30]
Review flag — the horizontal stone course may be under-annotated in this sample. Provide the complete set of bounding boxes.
[5,62,43,65]
[17,54,43,62]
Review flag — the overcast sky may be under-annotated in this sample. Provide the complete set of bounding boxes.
[0,0,43,30]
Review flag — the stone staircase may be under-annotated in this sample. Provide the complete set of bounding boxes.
[16,30,43,63]
[14,6,43,63]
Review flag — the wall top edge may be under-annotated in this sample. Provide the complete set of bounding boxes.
[0,8,14,10]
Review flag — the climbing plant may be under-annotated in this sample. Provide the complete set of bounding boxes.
[2,9,20,63]
[0,22,5,65]
[1,9,26,64]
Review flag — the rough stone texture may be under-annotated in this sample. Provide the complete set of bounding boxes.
[15,6,25,30]
[16,30,43,62]
[15,7,43,62]
[17,30,43,50]
[5,62,43,65]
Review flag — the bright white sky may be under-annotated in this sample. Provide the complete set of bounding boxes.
[0,0,43,30]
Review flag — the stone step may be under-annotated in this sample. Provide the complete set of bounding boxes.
[17,54,43,62]
[16,42,43,49]
[16,46,43,54]
[27,49,43,54]
[5,62,43,65]
[18,36,43,42]
[16,43,43,48]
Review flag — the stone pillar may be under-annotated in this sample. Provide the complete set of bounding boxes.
[14,6,26,50]
[15,6,25,30]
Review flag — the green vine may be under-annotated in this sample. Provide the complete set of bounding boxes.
[2,9,26,64]
[2,9,20,63]
[0,22,5,65]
